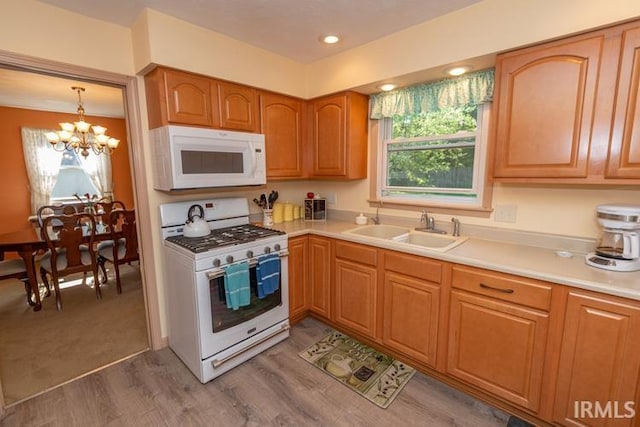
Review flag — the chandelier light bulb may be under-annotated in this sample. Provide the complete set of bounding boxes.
[45,86,119,158]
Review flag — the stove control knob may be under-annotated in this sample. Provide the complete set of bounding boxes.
[226,255,234,264]
[274,244,281,251]
[265,246,271,254]
[213,259,221,267]
[246,250,254,258]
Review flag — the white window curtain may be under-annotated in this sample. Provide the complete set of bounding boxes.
[83,152,113,201]
[21,127,64,214]
[369,69,494,119]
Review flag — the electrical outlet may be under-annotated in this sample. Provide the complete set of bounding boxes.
[327,192,337,205]
[494,204,518,223]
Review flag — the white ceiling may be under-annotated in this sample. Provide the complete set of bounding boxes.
[2,0,487,116]
[38,0,483,63]
[0,68,125,117]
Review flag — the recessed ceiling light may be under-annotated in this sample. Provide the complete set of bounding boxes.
[445,65,473,76]
[321,34,340,44]
[378,83,396,91]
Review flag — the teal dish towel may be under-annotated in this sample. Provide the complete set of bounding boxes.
[223,262,250,310]
[257,253,280,298]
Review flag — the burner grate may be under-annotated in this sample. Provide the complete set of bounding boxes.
[166,224,285,253]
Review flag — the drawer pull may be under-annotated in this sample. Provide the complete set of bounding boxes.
[479,283,515,294]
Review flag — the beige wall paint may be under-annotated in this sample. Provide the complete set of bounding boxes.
[306,0,640,97]
[132,9,307,97]
[0,0,134,75]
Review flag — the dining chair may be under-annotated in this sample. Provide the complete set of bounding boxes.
[36,204,80,297]
[39,212,101,311]
[97,209,138,294]
[0,252,33,306]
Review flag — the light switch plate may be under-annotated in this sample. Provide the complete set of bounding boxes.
[327,192,337,205]
[494,204,517,223]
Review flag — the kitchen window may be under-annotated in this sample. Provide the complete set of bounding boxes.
[50,150,101,202]
[378,103,489,207]
[369,69,494,212]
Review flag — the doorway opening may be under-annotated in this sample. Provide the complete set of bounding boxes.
[0,59,150,406]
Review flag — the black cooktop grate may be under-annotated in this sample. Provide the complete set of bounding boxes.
[166,224,285,253]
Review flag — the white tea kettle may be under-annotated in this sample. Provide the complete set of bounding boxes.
[184,204,210,238]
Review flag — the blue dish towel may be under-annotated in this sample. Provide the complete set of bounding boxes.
[256,253,280,299]
[223,262,250,310]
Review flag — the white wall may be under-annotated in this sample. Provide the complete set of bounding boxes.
[0,0,134,75]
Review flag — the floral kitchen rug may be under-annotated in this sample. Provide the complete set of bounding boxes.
[298,331,416,408]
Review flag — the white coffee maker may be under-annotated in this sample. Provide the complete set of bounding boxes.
[586,204,640,272]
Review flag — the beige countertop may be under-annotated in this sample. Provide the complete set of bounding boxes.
[270,219,640,301]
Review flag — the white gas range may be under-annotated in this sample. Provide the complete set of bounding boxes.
[159,197,289,383]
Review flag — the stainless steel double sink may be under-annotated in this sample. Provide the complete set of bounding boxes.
[343,224,468,252]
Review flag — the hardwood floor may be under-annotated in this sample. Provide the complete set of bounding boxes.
[1,317,509,426]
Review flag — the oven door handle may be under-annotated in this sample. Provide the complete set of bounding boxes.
[211,323,290,369]
[206,250,289,280]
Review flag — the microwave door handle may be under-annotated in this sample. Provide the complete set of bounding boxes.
[248,142,258,176]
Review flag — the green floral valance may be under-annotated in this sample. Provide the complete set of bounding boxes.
[369,68,494,119]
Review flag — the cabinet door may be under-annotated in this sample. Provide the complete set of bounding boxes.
[312,94,347,176]
[164,70,214,127]
[334,258,378,339]
[308,236,331,319]
[553,292,640,426]
[382,271,439,368]
[259,92,305,178]
[606,25,640,179]
[216,81,259,132]
[288,236,308,322]
[493,35,604,178]
[447,290,549,411]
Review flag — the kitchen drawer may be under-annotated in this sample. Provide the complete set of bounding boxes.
[384,251,442,283]
[452,266,552,311]
[334,241,377,266]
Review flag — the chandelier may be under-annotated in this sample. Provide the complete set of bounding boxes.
[45,86,120,159]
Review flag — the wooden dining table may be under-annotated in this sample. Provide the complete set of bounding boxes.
[0,226,115,311]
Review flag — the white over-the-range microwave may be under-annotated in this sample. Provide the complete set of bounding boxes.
[150,125,266,191]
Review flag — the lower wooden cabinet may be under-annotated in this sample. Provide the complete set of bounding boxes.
[446,266,552,412]
[308,236,331,319]
[381,251,443,368]
[333,241,378,339]
[553,291,640,427]
[287,236,308,322]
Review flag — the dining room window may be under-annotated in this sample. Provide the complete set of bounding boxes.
[49,151,101,202]
[21,127,113,213]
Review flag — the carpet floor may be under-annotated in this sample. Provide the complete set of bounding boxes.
[0,264,149,405]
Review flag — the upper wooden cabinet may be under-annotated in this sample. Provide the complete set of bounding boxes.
[606,25,640,179]
[214,81,259,132]
[259,91,306,179]
[491,20,640,183]
[144,67,259,132]
[310,91,369,179]
[145,67,214,129]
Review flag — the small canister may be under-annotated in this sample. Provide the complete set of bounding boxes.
[272,203,284,224]
[284,203,294,222]
[293,204,300,220]
[263,209,274,227]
